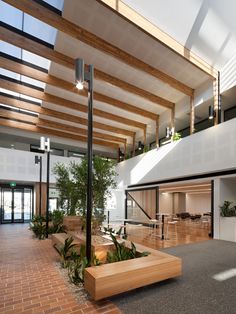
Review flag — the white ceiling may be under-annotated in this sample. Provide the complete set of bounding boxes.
[124,0,236,70]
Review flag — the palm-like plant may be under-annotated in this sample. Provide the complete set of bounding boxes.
[58,237,77,268]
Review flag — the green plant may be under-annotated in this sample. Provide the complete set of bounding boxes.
[58,237,77,268]
[171,132,181,141]
[68,245,88,284]
[106,233,149,263]
[29,215,46,239]
[220,201,236,217]
[68,245,100,284]
[53,163,79,215]
[49,209,65,234]
[53,156,117,232]
[143,145,149,153]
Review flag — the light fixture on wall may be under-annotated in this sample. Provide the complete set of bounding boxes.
[166,127,175,138]
[118,148,125,162]
[40,136,51,238]
[75,58,85,90]
[35,155,42,216]
[75,58,94,265]
[208,105,215,120]
[138,141,144,151]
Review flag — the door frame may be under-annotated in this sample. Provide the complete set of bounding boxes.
[0,184,34,224]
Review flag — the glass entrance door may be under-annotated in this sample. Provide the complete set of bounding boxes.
[1,187,33,223]
[2,189,13,222]
[13,189,24,222]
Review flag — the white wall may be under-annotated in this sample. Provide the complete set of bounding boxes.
[110,118,236,223]
[186,193,211,214]
[116,117,236,189]
[159,193,173,214]
[0,147,81,184]
[221,53,236,93]
[214,177,236,241]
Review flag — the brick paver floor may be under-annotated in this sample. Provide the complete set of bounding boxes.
[0,224,121,314]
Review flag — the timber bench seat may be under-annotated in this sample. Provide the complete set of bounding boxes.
[51,232,82,249]
[84,242,182,300]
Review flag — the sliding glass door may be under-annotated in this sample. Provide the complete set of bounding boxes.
[1,186,33,223]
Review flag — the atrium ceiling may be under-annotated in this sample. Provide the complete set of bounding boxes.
[0,0,224,157]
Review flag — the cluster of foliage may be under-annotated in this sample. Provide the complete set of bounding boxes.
[56,232,149,285]
[57,237,99,284]
[220,201,236,217]
[53,156,117,217]
[172,132,181,141]
[106,232,149,263]
[30,215,47,240]
[30,210,65,239]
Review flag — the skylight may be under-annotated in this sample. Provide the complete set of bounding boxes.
[0,0,63,106]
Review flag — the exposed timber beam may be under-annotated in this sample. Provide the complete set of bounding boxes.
[37,118,127,144]
[0,93,135,138]
[170,106,175,131]
[0,24,174,109]
[2,0,194,96]
[98,0,218,79]
[213,74,220,126]
[190,94,195,134]
[0,106,125,144]
[0,55,152,124]
[0,117,119,149]
[132,134,136,157]
[156,115,159,147]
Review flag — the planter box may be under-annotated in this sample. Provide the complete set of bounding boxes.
[84,242,182,300]
[51,232,114,263]
[220,217,236,242]
[63,216,82,232]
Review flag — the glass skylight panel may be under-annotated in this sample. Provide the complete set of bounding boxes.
[24,14,57,45]
[0,88,19,98]
[0,42,21,59]
[22,50,51,70]
[42,0,64,11]
[20,95,42,105]
[0,1,23,29]
[21,75,46,90]
[0,69,20,81]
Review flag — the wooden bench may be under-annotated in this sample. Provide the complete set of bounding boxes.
[84,242,182,300]
[51,232,114,262]
[51,233,82,249]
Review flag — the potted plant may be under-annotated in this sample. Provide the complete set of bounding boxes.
[219,201,236,217]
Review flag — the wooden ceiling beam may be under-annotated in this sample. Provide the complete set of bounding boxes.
[0,56,150,125]
[0,93,135,137]
[2,0,194,96]
[0,116,119,149]
[37,118,127,144]
[0,25,174,109]
[0,107,125,144]
[98,0,218,79]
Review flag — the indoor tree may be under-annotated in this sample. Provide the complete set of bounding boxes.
[53,156,117,229]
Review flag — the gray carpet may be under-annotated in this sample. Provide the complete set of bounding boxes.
[111,240,236,314]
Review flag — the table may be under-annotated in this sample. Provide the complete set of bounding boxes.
[156,213,170,240]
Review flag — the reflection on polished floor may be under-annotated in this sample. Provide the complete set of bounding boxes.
[125,219,211,250]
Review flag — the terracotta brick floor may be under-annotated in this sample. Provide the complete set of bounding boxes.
[0,224,121,314]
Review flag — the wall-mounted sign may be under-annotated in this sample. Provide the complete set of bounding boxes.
[9,182,16,187]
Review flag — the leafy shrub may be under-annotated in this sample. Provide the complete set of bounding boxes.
[49,209,65,234]
[58,236,77,268]
[29,215,46,239]
[67,245,100,284]
[220,201,236,217]
[107,233,149,263]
